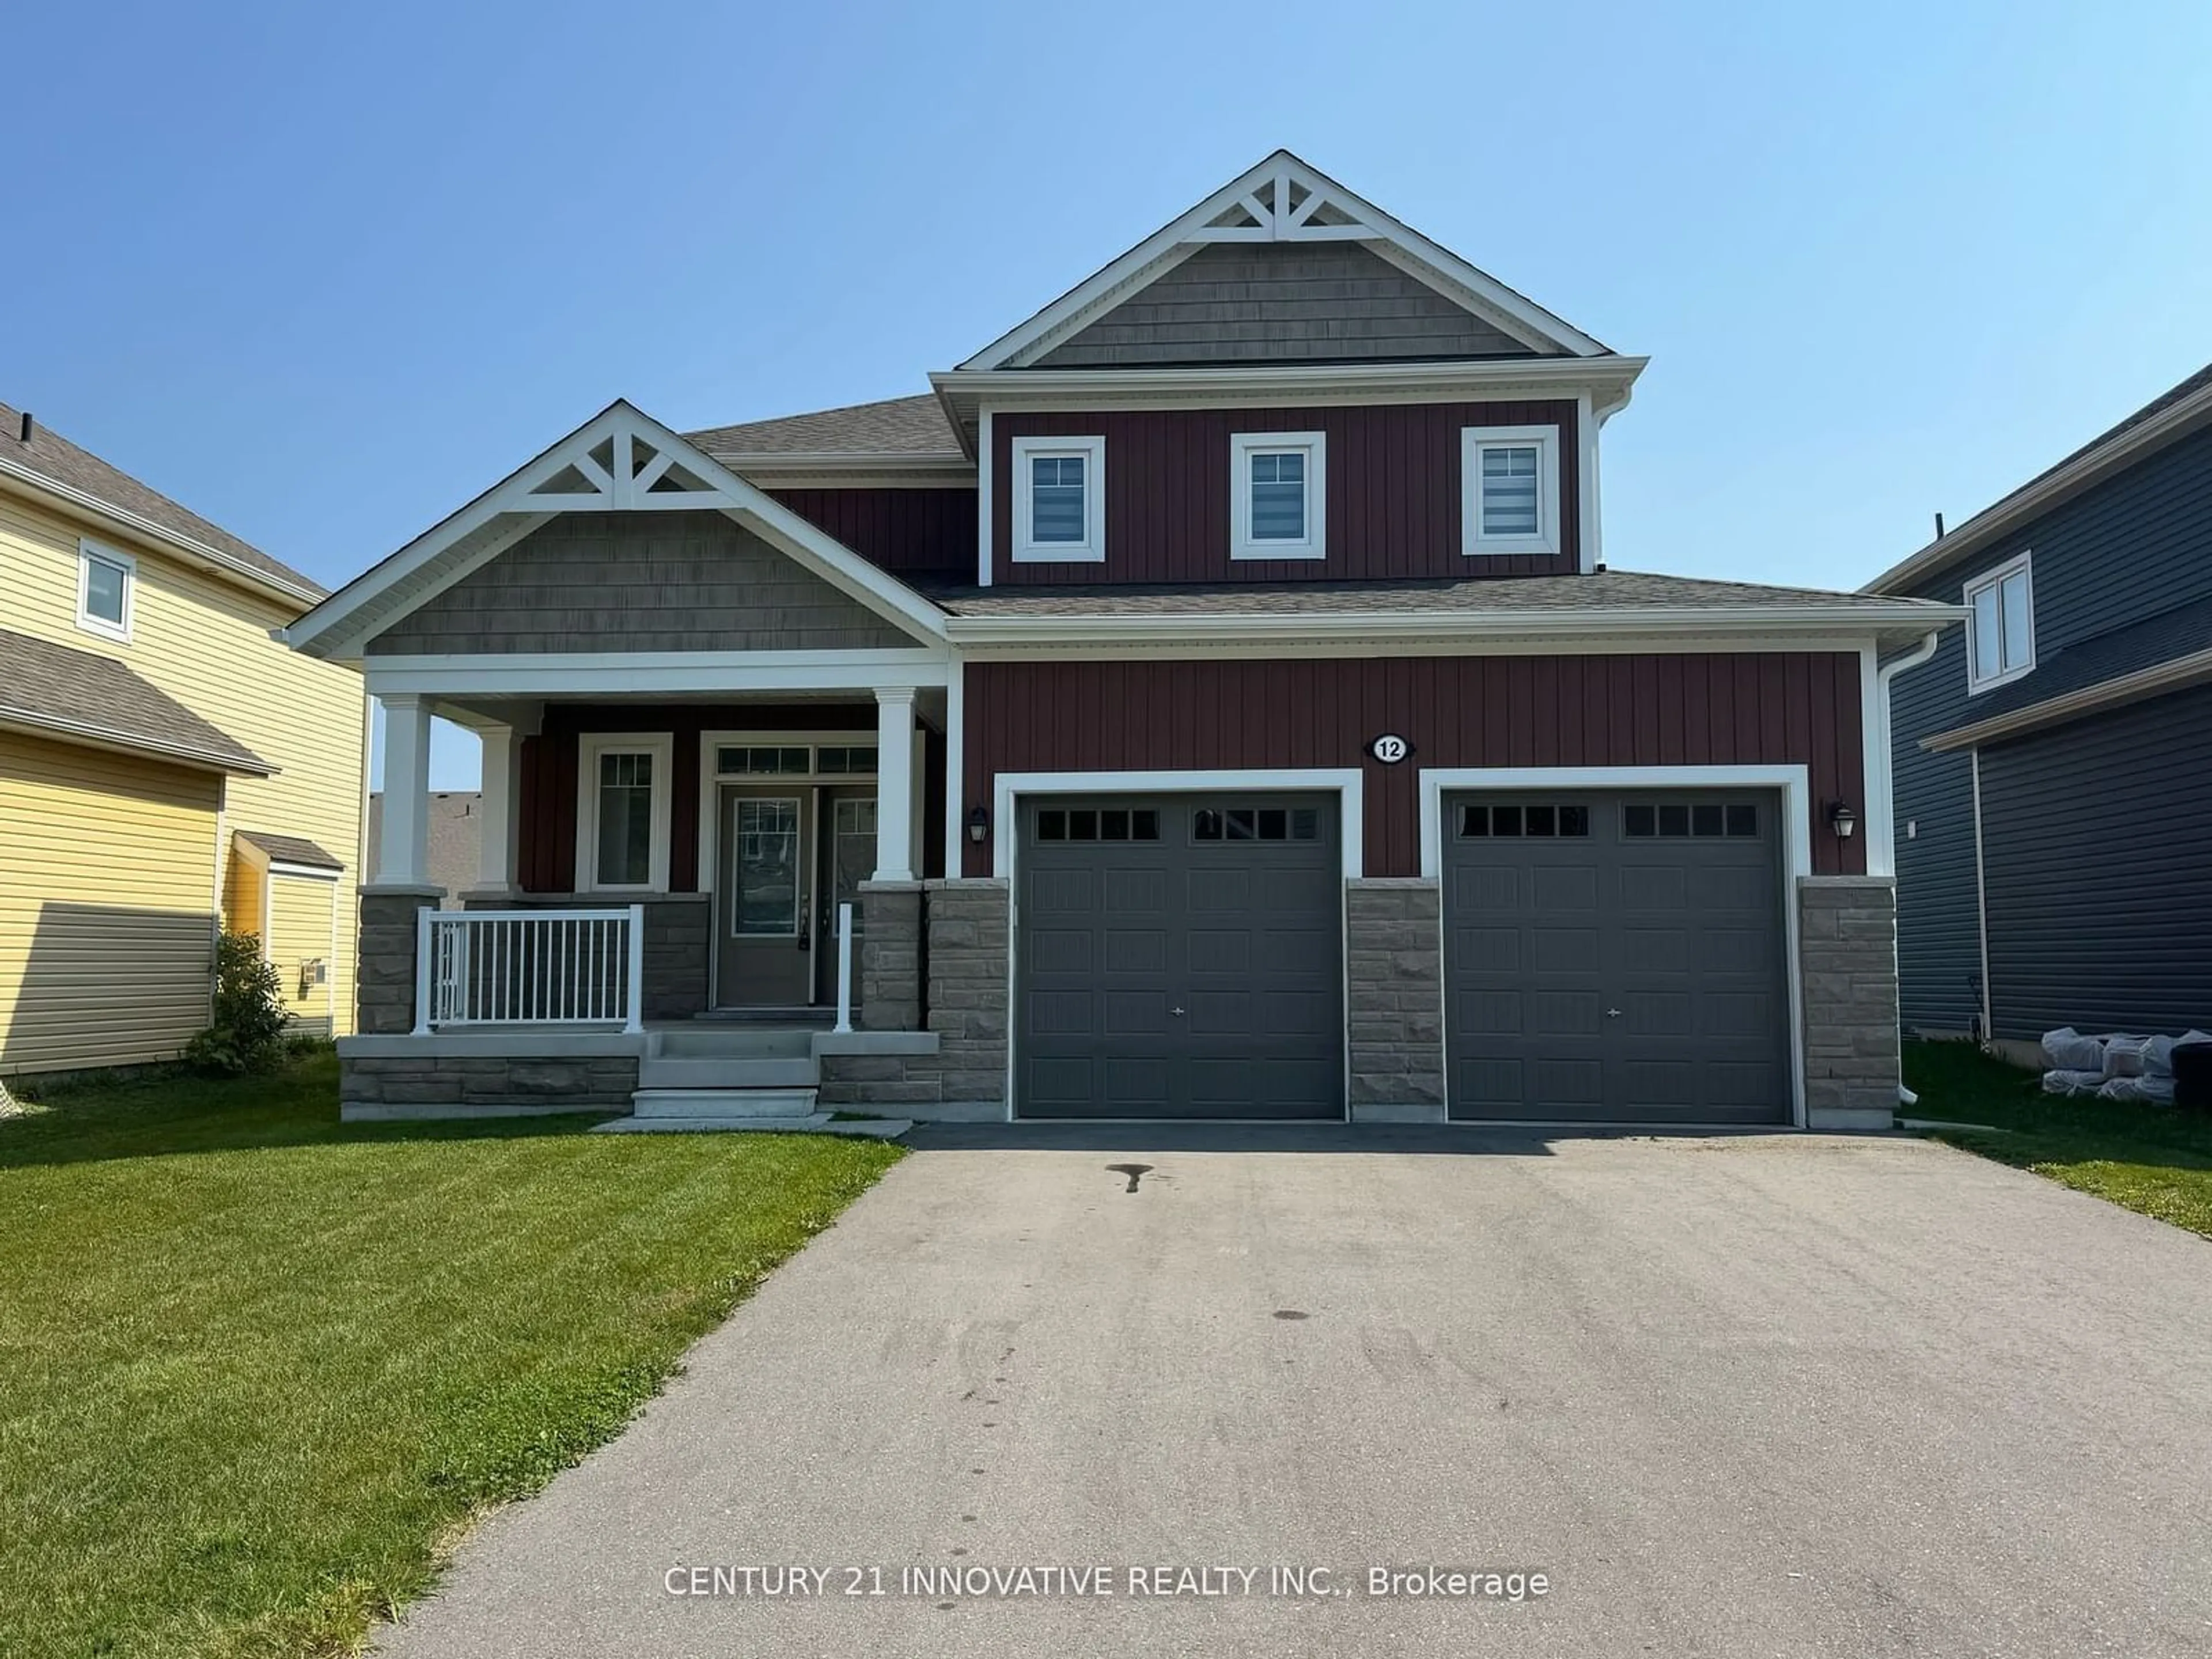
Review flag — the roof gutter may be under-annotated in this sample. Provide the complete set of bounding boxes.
[0,708,275,777]
[1922,645,2212,752]
[1862,376,2212,596]
[943,600,1967,646]
[0,453,325,609]
[931,355,1647,404]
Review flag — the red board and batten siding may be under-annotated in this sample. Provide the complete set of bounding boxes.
[960,654,1868,878]
[768,487,976,580]
[990,402,1580,585]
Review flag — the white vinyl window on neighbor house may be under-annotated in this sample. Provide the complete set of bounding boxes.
[1012,435,1105,562]
[77,539,135,641]
[1965,551,2036,694]
[1461,426,1560,558]
[1230,431,1326,559]
[576,734,671,892]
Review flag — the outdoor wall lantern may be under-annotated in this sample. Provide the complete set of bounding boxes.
[1827,800,1859,840]
[966,805,990,844]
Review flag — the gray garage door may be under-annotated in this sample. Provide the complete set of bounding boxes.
[1017,795,1342,1119]
[1443,793,1790,1124]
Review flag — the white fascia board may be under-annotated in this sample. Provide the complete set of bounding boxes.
[363,647,952,699]
[1921,645,2212,752]
[941,602,1967,649]
[1862,377,2212,596]
[286,400,952,660]
[931,356,1646,419]
[0,454,324,609]
[956,149,1609,370]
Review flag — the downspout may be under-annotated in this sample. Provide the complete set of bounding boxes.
[1877,630,1944,1105]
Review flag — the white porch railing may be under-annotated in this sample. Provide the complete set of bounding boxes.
[413,906,645,1034]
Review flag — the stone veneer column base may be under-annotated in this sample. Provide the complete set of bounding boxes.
[1345,878,1446,1122]
[1799,876,1902,1131]
[817,878,1007,1115]
[357,887,442,1036]
[857,881,923,1031]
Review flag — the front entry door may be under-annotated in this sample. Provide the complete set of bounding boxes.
[715,783,880,1010]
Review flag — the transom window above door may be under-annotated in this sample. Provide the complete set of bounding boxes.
[1230,431,1327,559]
[1461,425,1560,558]
[1965,551,2035,693]
[1012,435,1106,562]
[714,744,878,778]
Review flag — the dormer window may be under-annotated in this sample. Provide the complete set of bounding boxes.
[1461,426,1560,558]
[1012,435,1105,563]
[1230,431,1326,560]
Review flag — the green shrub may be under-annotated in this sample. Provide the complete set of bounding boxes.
[185,933,292,1075]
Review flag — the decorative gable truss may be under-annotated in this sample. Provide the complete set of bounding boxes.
[958,150,1611,371]
[285,401,948,660]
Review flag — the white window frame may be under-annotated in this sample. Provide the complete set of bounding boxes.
[1229,430,1327,560]
[1461,425,1560,558]
[1011,434,1106,563]
[575,733,672,893]
[1964,550,2036,695]
[77,539,136,642]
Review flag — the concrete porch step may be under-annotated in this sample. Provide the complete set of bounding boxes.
[637,1055,817,1090]
[593,1112,910,1139]
[632,1086,819,1119]
[650,1027,815,1060]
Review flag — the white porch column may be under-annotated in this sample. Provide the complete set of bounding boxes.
[476,723,524,893]
[874,687,917,882]
[374,694,434,889]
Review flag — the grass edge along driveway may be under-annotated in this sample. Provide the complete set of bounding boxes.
[1904,1038,2212,1239]
[0,1053,903,1659]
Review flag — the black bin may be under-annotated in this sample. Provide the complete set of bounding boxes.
[2175,1041,2212,1111]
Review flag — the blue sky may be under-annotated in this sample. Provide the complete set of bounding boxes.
[9,1,2210,787]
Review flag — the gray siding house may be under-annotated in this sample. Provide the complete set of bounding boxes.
[1868,363,2212,1042]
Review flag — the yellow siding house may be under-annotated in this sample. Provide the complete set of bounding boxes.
[0,400,367,1075]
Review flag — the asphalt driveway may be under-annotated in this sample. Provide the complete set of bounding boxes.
[378,1127,2212,1658]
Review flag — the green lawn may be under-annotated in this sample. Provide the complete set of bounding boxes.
[0,1054,903,1659]
[1904,1039,2212,1238]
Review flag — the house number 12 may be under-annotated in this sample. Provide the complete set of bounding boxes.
[1368,734,1411,764]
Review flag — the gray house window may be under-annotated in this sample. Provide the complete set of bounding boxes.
[1966,552,2035,693]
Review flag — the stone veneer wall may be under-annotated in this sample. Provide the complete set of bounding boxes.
[1344,879,1446,1119]
[857,881,922,1031]
[343,1053,639,1110]
[463,893,709,1021]
[358,889,439,1035]
[817,879,1007,1112]
[1800,876,1902,1131]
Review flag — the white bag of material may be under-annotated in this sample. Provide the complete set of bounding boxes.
[2104,1036,2152,1079]
[2099,1073,2177,1105]
[2143,1036,2179,1078]
[2042,1069,2105,1096]
[2042,1028,2106,1071]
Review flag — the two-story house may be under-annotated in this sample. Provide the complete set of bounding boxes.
[1,402,369,1075]
[287,152,1960,1131]
[1866,362,2212,1051]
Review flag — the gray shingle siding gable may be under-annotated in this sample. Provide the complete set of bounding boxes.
[1032,243,1541,368]
[1889,419,2212,1033]
[364,511,914,655]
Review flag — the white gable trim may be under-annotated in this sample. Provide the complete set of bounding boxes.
[285,401,948,660]
[957,150,1609,371]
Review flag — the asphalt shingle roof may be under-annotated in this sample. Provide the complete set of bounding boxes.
[0,400,322,598]
[918,569,1949,618]
[1936,591,2212,732]
[685,393,961,458]
[237,830,344,870]
[0,627,271,774]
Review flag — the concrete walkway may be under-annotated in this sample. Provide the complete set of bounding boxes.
[378,1129,2212,1658]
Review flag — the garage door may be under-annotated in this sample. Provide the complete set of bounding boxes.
[1443,792,1790,1124]
[1017,794,1342,1119]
